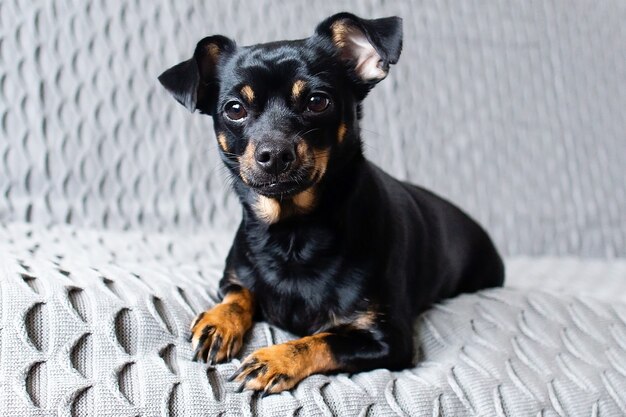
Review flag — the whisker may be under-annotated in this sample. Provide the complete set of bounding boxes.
[298,127,322,138]
[310,70,330,78]
[310,151,331,161]
[359,127,383,137]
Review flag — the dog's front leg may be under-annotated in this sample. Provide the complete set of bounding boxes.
[230,324,400,396]
[190,285,255,364]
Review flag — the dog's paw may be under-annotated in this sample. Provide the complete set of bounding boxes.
[229,335,337,396]
[229,344,302,395]
[190,301,252,364]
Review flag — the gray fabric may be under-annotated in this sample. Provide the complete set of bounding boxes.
[1,222,626,416]
[0,0,625,256]
[507,257,626,302]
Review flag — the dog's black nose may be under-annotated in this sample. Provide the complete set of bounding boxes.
[255,143,296,174]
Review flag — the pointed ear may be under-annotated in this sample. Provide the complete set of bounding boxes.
[315,13,402,84]
[158,35,236,113]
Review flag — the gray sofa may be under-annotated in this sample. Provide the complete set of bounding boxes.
[1,1,625,416]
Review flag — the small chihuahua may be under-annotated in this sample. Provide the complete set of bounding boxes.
[159,12,504,396]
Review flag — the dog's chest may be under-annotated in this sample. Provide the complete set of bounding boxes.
[261,296,324,335]
[257,282,343,335]
[253,265,362,335]
[245,223,362,335]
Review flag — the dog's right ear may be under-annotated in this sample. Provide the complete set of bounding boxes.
[158,35,236,114]
[315,13,402,85]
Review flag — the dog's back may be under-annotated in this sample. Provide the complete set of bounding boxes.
[354,161,504,317]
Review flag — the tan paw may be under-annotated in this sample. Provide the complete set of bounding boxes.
[229,334,337,396]
[190,291,253,364]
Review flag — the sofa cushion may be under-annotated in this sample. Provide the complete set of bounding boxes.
[1,222,625,416]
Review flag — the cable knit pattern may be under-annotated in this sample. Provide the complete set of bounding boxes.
[0,0,624,256]
[0,222,625,416]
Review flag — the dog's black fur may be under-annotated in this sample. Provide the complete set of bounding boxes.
[160,12,504,393]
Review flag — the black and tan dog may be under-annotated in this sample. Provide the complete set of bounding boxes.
[159,12,504,396]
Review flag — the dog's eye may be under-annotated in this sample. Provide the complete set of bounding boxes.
[306,93,330,113]
[224,101,247,121]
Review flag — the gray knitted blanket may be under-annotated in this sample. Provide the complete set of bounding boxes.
[0,222,625,416]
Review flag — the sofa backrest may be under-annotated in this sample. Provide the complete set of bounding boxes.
[1,0,624,256]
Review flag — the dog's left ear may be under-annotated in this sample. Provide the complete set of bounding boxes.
[158,35,236,113]
[315,12,402,84]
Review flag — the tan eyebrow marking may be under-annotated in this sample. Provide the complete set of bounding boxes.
[241,85,255,103]
[291,80,306,101]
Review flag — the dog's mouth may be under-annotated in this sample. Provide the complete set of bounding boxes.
[248,178,311,198]
[238,147,321,198]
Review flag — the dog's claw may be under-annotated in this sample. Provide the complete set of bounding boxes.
[261,378,280,398]
[189,312,205,331]
[192,336,207,361]
[207,337,222,365]
[229,364,246,382]
[244,364,266,384]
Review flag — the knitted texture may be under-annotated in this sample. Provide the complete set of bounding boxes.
[0,0,625,256]
[1,222,626,416]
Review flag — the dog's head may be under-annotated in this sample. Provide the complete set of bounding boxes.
[159,13,402,219]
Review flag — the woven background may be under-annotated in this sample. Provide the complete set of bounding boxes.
[1,0,625,256]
